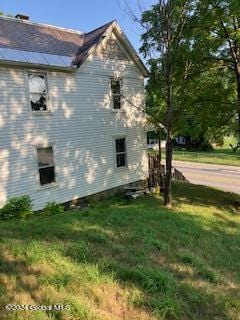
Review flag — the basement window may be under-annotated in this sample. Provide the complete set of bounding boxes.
[28,73,48,111]
[111,78,121,109]
[115,138,127,168]
[37,147,55,185]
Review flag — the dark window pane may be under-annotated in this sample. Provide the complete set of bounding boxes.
[31,94,47,111]
[37,147,54,167]
[111,79,121,109]
[116,138,126,153]
[111,79,120,94]
[113,95,121,109]
[116,154,126,167]
[28,74,47,93]
[39,166,55,185]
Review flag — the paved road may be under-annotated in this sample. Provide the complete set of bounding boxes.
[173,161,240,195]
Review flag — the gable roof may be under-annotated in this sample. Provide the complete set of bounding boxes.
[0,15,148,76]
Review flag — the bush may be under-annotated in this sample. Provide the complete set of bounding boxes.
[0,195,32,220]
[43,202,64,216]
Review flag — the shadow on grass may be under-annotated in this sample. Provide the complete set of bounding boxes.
[0,251,47,320]
[0,183,240,319]
[173,182,240,215]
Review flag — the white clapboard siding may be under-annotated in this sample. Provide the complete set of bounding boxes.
[0,51,148,209]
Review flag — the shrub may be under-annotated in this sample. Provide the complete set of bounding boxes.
[0,195,32,220]
[43,202,64,216]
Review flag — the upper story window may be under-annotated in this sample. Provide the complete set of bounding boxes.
[28,73,48,111]
[111,78,121,110]
[37,146,55,185]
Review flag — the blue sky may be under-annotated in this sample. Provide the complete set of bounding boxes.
[1,0,154,55]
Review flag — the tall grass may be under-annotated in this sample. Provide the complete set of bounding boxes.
[0,183,239,319]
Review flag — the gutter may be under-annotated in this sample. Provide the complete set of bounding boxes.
[0,60,77,72]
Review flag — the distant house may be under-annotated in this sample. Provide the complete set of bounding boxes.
[147,138,166,150]
[175,136,187,146]
[0,14,149,209]
[147,131,166,150]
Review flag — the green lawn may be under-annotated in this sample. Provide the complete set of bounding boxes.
[176,136,240,166]
[0,183,240,320]
[216,136,238,150]
[156,137,240,166]
[170,150,240,166]
[155,147,239,166]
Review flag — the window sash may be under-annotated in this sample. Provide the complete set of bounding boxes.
[38,164,54,170]
[37,147,54,168]
[36,146,55,185]
[30,93,48,111]
[112,94,121,109]
[30,93,47,100]
[111,79,121,94]
[111,78,121,109]
[116,138,126,153]
[116,151,126,156]
[30,89,47,94]
[116,153,126,167]
[28,73,47,93]
[39,166,55,185]
[28,73,48,111]
[115,138,127,167]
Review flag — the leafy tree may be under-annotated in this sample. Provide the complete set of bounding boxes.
[137,0,240,206]
[140,0,196,207]
[175,58,236,147]
[192,0,240,151]
[0,11,13,17]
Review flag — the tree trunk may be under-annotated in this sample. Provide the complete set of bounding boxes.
[232,64,240,152]
[237,70,240,145]
[158,131,161,162]
[164,131,173,207]
[158,130,164,188]
[164,68,173,207]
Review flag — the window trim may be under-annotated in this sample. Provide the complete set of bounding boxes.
[33,144,58,189]
[110,77,122,111]
[114,136,128,169]
[26,71,52,114]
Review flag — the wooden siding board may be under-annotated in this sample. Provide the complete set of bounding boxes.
[0,51,147,209]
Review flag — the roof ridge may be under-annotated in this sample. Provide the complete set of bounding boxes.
[86,20,115,35]
[0,14,84,35]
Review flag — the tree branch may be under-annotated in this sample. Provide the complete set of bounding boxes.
[121,94,146,114]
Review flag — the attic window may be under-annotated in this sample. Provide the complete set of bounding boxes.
[111,78,121,110]
[28,73,48,112]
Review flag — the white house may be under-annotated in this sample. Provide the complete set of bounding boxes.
[0,14,149,209]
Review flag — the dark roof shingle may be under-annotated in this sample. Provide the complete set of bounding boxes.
[0,17,113,66]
